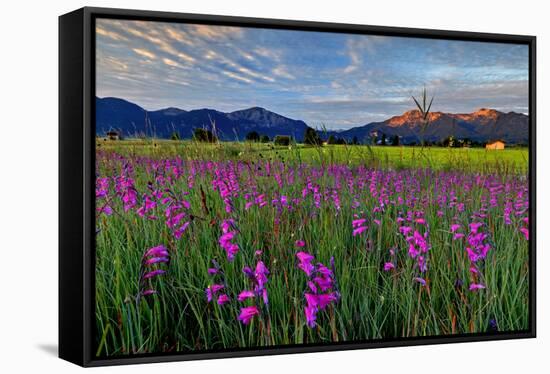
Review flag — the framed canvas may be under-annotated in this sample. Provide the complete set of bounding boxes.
[59,7,536,367]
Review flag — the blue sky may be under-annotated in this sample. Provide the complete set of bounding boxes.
[96,19,529,130]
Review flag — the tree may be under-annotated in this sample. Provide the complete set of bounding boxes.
[381,133,387,146]
[327,135,337,145]
[336,137,347,145]
[170,131,180,140]
[245,131,260,142]
[274,135,291,146]
[303,127,322,146]
[442,136,456,148]
[352,136,359,145]
[193,128,217,142]
[260,135,270,143]
[391,135,400,146]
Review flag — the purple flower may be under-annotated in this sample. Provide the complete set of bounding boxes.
[255,261,269,289]
[450,224,461,233]
[207,268,219,275]
[219,222,239,261]
[413,277,426,286]
[238,290,255,302]
[205,284,225,302]
[469,222,484,234]
[399,226,413,236]
[143,269,166,279]
[143,245,169,259]
[383,262,395,272]
[217,294,230,305]
[304,305,317,328]
[519,227,529,241]
[295,240,306,247]
[316,292,339,309]
[221,219,235,233]
[139,245,170,298]
[174,221,190,239]
[296,251,315,276]
[237,306,259,325]
[352,226,368,236]
[415,218,426,225]
[144,257,170,265]
[469,283,486,291]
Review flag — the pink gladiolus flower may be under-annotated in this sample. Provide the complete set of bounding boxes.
[383,262,395,272]
[221,219,235,233]
[450,224,461,233]
[316,293,339,309]
[174,221,190,239]
[399,226,413,236]
[469,222,483,233]
[217,294,230,305]
[219,228,239,261]
[238,290,255,302]
[304,305,317,328]
[143,269,166,279]
[353,226,368,236]
[205,284,225,302]
[519,227,529,241]
[143,245,169,258]
[144,257,170,265]
[295,240,306,247]
[352,218,367,228]
[469,283,486,291]
[313,276,332,291]
[296,251,315,276]
[237,306,259,325]
[255,261,269,289]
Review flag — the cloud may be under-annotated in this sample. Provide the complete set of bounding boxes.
[163,26,195,46]
[96,26,128,41]
[272,66,295,80]
[193,25,243,39]
[254,47,282,61]
[222,71,253,84]
[343,50,360,73]
[132,48,156,59]
[162,58,179,67]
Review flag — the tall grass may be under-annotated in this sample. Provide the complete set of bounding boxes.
[94,140,529,356]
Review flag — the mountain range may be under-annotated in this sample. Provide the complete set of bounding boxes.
[96,97,529,144]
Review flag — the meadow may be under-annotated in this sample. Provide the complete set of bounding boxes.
[94,139,530,356]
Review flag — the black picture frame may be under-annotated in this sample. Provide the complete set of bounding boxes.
[59,6,536,367]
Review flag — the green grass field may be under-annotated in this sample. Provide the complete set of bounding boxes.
[97,139,528,173]
[94,139,530,356]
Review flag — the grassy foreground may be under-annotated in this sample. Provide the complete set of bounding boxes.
[94,139,530,356]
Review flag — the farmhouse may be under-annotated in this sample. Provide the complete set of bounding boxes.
[486,140,505,150]
[106,130,120,140]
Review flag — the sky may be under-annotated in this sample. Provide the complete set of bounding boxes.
[96,18,529,130]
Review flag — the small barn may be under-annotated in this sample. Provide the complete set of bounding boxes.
[485,140,505,150]
[106,130,120,141]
